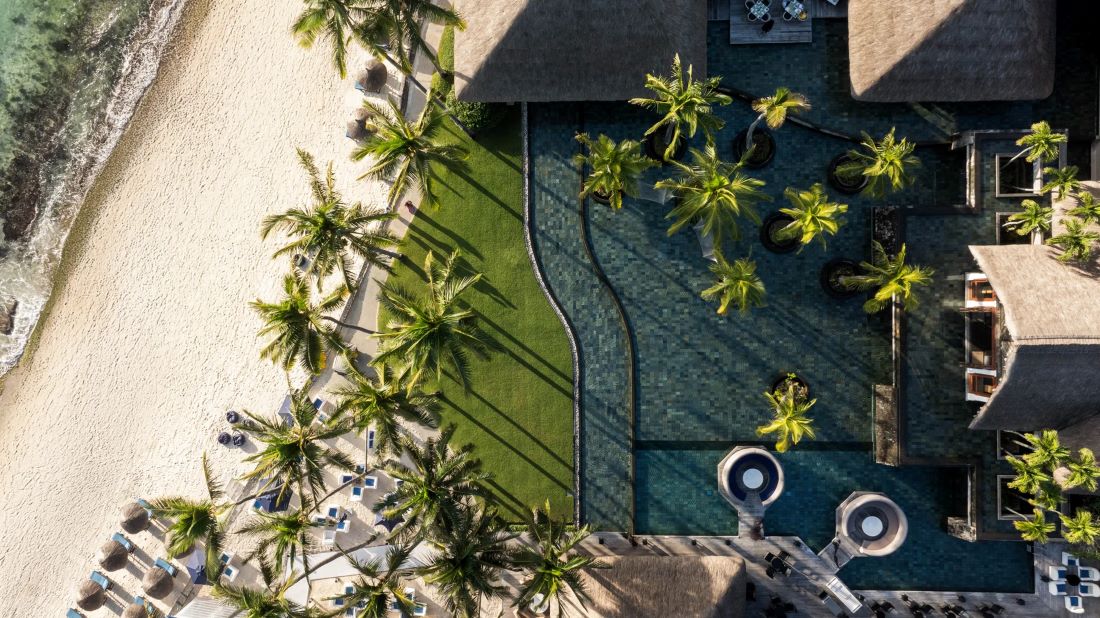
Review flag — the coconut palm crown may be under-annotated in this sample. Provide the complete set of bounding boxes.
[262,149,397,293]
[777,183,848,249]
[841,128,920,199]
[656,144,769,252]
[373,249,494,390]
[513,500,607,614]
[745,87,810,149]
[1015,120,1066,164]
[629,54,731,160]
[757,381,817,453]
[840,241,934,314]
[1042,165,1081,199]
[329,544,419,618]
[149,454,229,578]
[236,509,320,580]
[1014,509,1055,544]
[1005,199,1052,241]
[292,0,373,78]
[213,558,323,618]
[251,270,349,375]
[1068,191,1100,225]
[701,255,766,316]
[1047,218,1100,264]
[572,133,654,210]
[353,100,465,209]
[356,0,465,75]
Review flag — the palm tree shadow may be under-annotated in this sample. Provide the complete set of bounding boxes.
[473,311,572,385]
[410,209,483,259]
[471,277,516,310]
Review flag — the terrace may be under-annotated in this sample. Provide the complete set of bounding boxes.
[525,0,1097,603]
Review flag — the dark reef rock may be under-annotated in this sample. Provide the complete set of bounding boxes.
[0,299,18,336]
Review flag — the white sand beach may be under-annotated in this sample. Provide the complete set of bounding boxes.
[0,0,394,613]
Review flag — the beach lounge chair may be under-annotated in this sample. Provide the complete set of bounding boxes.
[136,498,155,517]
[1063,551,1081,567]
[1049,565,1068,581]
[1065,595,1085,614]
[219,552,239,582]
[111,532,135,553]
[67,610,84,618]
[1080,582,1100,597]
[324,504,343,520]
[1080,566,1099,581]
[414,603,427,616]
[336,518,351,533]
[1048,581,1068,595]
[351,485,364,501]
[364,475,378,488]
[154,558,178,577]
[322,529,337,546]
[89,571,111,590]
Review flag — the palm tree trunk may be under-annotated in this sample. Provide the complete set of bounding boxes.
[373,49,473,137]
[321,315,376,335]
[745,114,765,150]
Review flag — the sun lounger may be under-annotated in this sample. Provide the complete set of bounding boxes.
[322,529,337,546]
[111,532,135,553]
[1066,595,1085,614]
[136,499,155,517]
[1080,566,1099,581]
[155,558,178,577]
[1063,551,1081,567]
[324,504,343,520]
[364,475,377,488]
[89,571,111,590]
[1080,582,1100,597]
[1049,565,1068,581]
[336,519,351,533]
[67,609,84,618]
[351,485,364,501]
[1048,581,1068,595]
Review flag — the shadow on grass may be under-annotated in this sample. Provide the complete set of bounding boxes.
[411,209,483,259]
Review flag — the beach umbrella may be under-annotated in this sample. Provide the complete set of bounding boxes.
[76,580,106,611]
[346,119,367,141]
[142,565,175,599]
[373,512,404,533]
[122,602,151,618]
[121,501,150,533]
[357,60,388,94]
[97,539,129,571]
[185,548,209,586]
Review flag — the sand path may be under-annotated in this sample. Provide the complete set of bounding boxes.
[0,0,394,613]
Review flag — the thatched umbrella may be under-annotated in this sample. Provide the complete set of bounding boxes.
[121,501,151,533]
[76,579,106,611]
[356,60,388,94]
[142,565,175,599]
[346,119,367,141]
[97,539,129,571]
[122,601,152,618]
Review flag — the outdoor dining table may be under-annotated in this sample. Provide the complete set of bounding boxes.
[747,0,770,20]
[783,0,806,20]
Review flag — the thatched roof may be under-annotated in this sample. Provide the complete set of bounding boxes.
[97,539,129,571]
[356,60,388,94]
[848,0,1056,102]
[968,244,1100,433]
[122,602,152,618]
[454,0,706,102]
[76,579,106,611]
[578,555,745,618]
[143,565,176,599]
[121,501,151,533]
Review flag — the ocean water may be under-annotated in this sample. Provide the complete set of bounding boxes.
[0,0,186,375]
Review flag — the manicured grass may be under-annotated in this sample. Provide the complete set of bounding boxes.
[383,108,575,520]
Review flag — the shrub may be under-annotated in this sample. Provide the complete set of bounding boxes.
[445,89,504,135]
[438,25,455,73]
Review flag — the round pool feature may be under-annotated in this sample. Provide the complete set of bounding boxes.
[742,468,765,490]
[835,492,908,558]
[860,515,884,539]
[717,446,785,509]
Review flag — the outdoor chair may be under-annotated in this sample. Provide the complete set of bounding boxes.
[89,571,111,590]
[1064,551,1081,567]
[154,558,178,577]
[1079,566,1099,581]
[111,532,135,553]
[67,610,84,618]
[1080,582,1100,597]
[322,529,337,546]
[1049,565,1068,580]
[1065,595,1085,614]
[1049,581,1068,595]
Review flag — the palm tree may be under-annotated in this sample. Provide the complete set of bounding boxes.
[292,0,372,78]
[841,128,920,199]
[333,362,442,467]
[572,133,654,210]
[239,389,356,508]
[353,100,464,209]
[1006,454,1052,496]
[656,144,769,252]
[213,559,322,618]
[375,425,489,536]
[777,183,848,249]
[251,271,350,375]
[1061,510,1100,547]
[1022,430,1070,469]
[1004,199,1052,244]
[1068,191,1100,225]
[419,506,519,618]
[756,381,817,453]
[149,454,229,577]
[1042,165,1080,199]
[1013,509,1055,544]
[236,509,320,581]
[262,149,397,293]
[513,501,607,617]
[745,87,810,150]
[1013,120,1066,165]
[840,241,933,314]
[700,255,765,316]
[373,250,493,390]
[330,544,418,618]
[629,54,731,160]
[1047,218,1100,263]
[1065,449,1100,492]
[356,0,465,75]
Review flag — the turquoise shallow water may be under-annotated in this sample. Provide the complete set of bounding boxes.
[0,0,185,374]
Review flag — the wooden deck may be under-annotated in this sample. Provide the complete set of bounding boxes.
[726,0,848,44]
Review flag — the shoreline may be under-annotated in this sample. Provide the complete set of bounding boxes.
[0,0,394,612]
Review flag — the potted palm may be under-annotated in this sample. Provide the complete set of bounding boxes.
[820,258,861,299]
[630,54,730,163]
[763,183,848,254]
[830,128,919,198]
[770,372,810,401]
[700,255,766,315]
[839,241,934,314]
[757,380,817,453]
[572,133,654,209]
[734,87,810,169]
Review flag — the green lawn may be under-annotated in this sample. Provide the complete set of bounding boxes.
[382,108,575,520]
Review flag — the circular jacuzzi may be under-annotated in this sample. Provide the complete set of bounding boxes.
[718,447,784,507]
[838,493,908,557]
